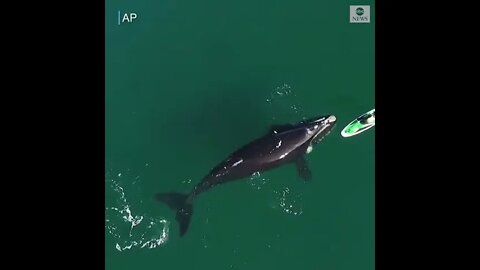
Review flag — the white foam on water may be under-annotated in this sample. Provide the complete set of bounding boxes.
[181,178,192,184]
[266,84,293,105]
[248,171,269,190]
[262,84,307,217]
[245,162,303,217]
[105,170,170,251]
[266,83,304,125]
[273,186,304,216]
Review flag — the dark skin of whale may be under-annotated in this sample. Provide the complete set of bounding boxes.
[155,115,337,237]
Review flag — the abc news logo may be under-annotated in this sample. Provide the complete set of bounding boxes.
[350,5,370,23]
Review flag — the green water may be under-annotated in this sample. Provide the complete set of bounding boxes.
[106,0,374,269]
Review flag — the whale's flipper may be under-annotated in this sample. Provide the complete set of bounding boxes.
[295,156,312,181]
[155,192,193,237]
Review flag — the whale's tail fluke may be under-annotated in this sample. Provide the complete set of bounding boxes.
[155,192,193,237]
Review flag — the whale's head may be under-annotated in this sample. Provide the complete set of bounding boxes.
[302,115,337,145]
[268,114,337,159]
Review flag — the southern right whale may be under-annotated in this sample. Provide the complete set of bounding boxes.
[155,114,337,236]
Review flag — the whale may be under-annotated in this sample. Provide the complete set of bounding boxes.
[155,114,337,236]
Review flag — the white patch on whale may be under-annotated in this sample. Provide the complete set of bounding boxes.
[279,152,289,159]
[232,159,243,167]
[276,140,282,148]
[307,124,321,135]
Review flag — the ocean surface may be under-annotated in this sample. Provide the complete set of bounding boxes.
[106,0,374,269]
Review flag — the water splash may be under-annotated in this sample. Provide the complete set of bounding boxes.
[181,178,192,185]
[248,171,269,190]
[273,186,304,216]
[113,218,170,251]
[105,169,170,251]
[248,171,303,216]
[200,206,212,249]
[266,84,293,102]
[266,83,303,121]
[263,84,306,216]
